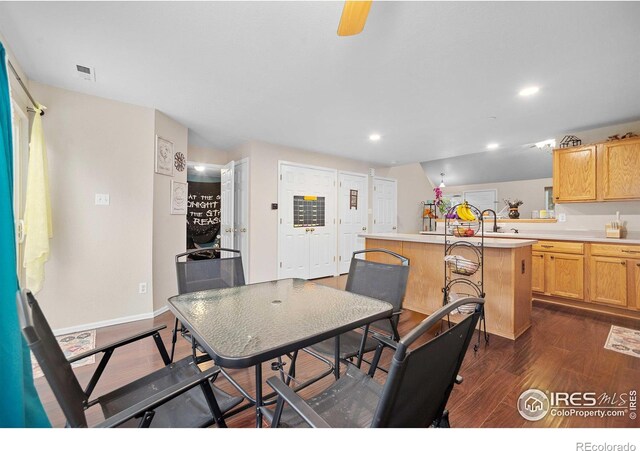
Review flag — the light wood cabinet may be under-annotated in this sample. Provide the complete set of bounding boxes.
[553,145,597,202]
[600,138,640,200]
[633,262,640,311]
[553,138,640,203]
[547,253,584,299]
[531,252,545,293]
[589,256,628,307]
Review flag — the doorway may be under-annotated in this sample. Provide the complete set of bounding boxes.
[372,177,397,233]
[278,161,337,280]
[186,159,250,282]
[338,171,368,274]
[12,100,29,284]
[186,162,222,250]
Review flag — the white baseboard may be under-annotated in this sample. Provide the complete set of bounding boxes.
[52,305,171,336]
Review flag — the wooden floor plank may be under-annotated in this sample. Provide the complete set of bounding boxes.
[33,276,640,428]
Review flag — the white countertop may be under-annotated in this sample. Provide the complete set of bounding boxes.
[361,232,537,249]
[420,229,640,245]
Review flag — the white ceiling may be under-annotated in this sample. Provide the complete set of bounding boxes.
[1,1,639,165]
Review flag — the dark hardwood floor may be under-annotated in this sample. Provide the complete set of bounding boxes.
[34,276,640,428]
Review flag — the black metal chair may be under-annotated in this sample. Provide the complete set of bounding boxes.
[264,296,484,428]
[305,249,409,370]
[17,289,243,428]
[170,247,246,363]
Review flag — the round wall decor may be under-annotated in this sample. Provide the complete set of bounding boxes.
[174,151,186,172]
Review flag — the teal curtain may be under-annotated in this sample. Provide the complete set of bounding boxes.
[0,43,50,427]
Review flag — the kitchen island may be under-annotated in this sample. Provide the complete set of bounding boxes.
[362,232,538,340]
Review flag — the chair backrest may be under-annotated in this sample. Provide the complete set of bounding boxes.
[345,249,409,335]
[371,297,484,428]
[175,248,245,295]
[16,289,89,427]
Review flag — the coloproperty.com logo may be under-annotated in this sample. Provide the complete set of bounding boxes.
[517,388,637,421]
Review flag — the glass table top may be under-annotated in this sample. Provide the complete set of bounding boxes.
[167,278,393,368]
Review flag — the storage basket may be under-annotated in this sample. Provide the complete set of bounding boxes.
[444,255,479,276]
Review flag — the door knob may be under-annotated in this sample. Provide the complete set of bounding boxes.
[311,228,316,232]
[392,226,397,230]
[241,228,247,232]
[362,227,367,231]
[305,228,310,232]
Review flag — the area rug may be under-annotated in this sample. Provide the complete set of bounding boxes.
[31,330,96,378]
[604,325,640,358]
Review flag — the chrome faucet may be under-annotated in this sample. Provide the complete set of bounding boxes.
[482,209,499,232]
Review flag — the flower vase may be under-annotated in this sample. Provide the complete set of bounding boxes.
[508,208,520,219]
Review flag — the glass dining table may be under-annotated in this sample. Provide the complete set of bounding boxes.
[167,278,393,427]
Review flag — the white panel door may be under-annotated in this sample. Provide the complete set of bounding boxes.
[278,163,337,280]
[338,172,368,274]
[308,169,337,279]
[373,177,397,233]
[220,160,235,258]
[234,158,249,282]
[278,164,311,279]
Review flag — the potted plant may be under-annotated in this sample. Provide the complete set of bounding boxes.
[504,199,523,219]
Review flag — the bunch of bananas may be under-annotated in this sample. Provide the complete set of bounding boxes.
[456,202,476,221]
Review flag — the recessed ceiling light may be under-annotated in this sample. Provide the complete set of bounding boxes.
[369,134,381,142]
[194,165,205,172]
[519,86,540,97]
[390,160,397,164]
[486,143,499,150]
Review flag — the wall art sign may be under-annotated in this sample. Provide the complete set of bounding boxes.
[155,135,174,176]
[350,189,358,210]
[171,180,188,214]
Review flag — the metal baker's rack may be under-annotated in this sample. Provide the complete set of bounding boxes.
[442,202,490,352]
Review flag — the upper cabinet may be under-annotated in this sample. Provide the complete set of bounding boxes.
[553,145,597,202]
[599,138,640,200]
[553,138,640,203]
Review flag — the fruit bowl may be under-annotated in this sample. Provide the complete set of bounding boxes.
[453,226,475,237]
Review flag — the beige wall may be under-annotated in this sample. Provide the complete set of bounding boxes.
[442,178,553,219]
[232,141,377,283]
[376,163,434,233]
[152,111,188,312]
[30,82,156,330]
[188,144,229,166]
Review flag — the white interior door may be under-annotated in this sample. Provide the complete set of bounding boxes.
[278,162,337,280]
[233,158,250,282]
[373,177,397,233]
[338,171,368,274]
[308,169,337,279]
[220,160,235,258]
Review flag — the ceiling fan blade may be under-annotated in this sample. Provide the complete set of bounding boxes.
[337,1,373,36]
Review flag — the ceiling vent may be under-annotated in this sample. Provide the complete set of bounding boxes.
[75,64,95,81]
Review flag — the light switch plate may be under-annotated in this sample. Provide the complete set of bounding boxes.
[95,193,110,206]
[138,283,147,294]
[558,213,566,222]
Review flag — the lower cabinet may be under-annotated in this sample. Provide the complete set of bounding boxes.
[547,253,584,300]
[590,256,628,307]
[531,252,545,293]
[531,251,584,300]
[529,240,640,315]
